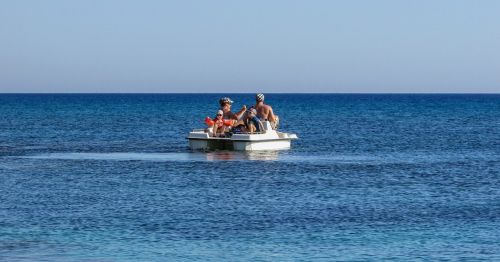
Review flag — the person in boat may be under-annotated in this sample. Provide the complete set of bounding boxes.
[244,108,264,134]
[212,110,226,137]
[230,108,262,134]
[254,93,279,129]
[219,97,246,120]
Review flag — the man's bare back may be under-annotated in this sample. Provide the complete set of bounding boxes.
[255,102,275,122]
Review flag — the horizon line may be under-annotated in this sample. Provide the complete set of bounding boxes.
[0,92,499,95]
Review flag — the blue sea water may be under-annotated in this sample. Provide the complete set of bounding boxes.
[0,94,499,261]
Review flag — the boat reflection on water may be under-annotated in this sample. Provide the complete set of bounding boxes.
[204,150,280,161]
[245,151,280,161]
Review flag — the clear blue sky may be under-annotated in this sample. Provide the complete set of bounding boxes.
[1,0,499,93]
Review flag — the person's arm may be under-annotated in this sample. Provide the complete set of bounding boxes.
[234,105,247,119]
[268,107,276,123]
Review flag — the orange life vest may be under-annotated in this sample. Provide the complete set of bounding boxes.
[205,117,233,127]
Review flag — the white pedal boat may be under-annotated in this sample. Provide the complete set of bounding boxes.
[188,121,298,151]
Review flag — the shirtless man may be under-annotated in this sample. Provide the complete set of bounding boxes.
[254,94,278,128]
[219,97,246,120]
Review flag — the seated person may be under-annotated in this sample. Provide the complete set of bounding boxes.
[245,108,264,134]
[219,97,246,120]
[254,93,279,129]
[212,110,226,137]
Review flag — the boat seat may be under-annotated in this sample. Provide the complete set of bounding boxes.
[263,121,272,131]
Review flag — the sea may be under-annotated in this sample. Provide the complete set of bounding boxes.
[0,94,499,261]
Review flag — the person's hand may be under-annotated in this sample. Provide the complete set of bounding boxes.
[241,105,247,111]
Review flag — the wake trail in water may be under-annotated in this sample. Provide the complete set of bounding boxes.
[10,150,498,164]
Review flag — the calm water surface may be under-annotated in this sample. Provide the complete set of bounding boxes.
[0,94,499,261]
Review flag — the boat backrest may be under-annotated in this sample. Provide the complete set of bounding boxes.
[263,121,272,131]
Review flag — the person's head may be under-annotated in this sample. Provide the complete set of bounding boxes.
[216,110,223,119]
[256,93,264,102]
[246,108,257,118]
[219,97,233,111]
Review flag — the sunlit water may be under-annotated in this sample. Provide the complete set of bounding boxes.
[1,94,499,261]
